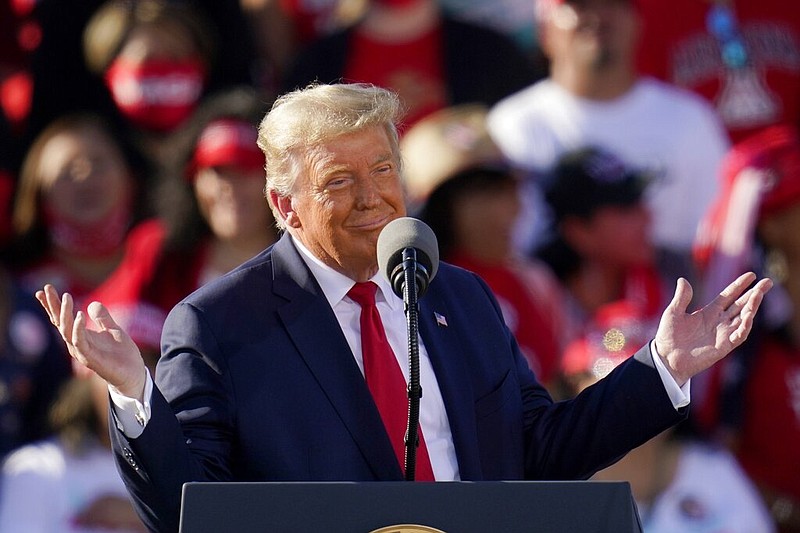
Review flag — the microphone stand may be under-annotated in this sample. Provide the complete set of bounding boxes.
[401,247,423,481]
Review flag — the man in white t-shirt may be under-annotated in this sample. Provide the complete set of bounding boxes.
[487,0,730,286]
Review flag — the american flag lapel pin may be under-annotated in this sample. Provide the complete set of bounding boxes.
[434,311,448,327]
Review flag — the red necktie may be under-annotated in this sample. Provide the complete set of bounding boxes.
[347,282,435,481]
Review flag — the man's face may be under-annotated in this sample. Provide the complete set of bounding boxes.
[543,0,639,72]
[277,125,406,281]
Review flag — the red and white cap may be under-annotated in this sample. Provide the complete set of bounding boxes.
[188,118,265,179]
[694,124,800,281]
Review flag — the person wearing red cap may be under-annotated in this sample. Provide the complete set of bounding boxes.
[87,86,279,369]
[694,125,800,531]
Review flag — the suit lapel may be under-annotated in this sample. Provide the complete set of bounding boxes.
[270,235,403,480]
[419,290,483,480]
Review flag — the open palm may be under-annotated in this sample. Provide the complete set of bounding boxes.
[36,285,147,399]
[654,272,772,385]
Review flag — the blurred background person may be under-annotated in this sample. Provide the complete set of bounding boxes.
[0,264,71,462]
[80,0,220,169]
[87,86,278,368]
[692,125,800,531]
[241,0,366,87]
[636,0,800,144]
[487,0,730,292]
[0,369,146,532]
[275,0,365,46]
[282,0,541,130]
[238,0,313,97]
[558,301,776,532]
[402,104,566,389]
[536,147,664,345]
[437,0,541,63]
[20,0,259,153]
[5,112,155,309]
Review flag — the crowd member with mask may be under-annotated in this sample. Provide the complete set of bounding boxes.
[18,0,259,157]
[5,112,155,308]
[81,0,218,168]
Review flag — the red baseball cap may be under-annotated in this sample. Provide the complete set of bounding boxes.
[188,118,265,180]
[723,125,800,219]
[693,124,800,277]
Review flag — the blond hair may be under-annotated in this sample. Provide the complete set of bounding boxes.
[257,83,404,228]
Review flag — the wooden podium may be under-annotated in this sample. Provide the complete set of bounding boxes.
[179,481,643,532]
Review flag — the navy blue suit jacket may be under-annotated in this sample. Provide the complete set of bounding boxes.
[111,233,685,532]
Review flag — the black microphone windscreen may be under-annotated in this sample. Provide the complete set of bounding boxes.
[377,217,440,285]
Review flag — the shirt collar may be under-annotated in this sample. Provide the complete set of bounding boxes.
[290,235,401,311]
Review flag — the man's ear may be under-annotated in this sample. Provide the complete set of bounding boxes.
[270,190,301,229]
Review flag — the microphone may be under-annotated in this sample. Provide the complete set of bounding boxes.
[377,217,439,299]
[377,217,439,480]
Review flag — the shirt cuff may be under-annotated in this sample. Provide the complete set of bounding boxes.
[650,340,691,409]
[108,369,153,438]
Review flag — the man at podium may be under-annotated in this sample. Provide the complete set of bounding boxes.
[38,83,772,533]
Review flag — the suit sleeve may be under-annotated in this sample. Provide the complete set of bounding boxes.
[111,301,236,533]
[464,271,686,480]
[519,343,687,480]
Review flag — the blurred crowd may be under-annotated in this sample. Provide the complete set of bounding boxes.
[0,0,798,531]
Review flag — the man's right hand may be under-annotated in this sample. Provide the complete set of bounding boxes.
[36,284,147,400]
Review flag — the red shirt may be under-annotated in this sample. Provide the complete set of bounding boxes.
[737,334,800,502]
[448,251,565,385]
[636,0,800,142]
[344,25,448,130]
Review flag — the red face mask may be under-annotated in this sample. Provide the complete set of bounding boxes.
[45,202,132,259]
[104,57,206,132]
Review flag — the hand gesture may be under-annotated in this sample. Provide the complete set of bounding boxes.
[654,272,773,386]
[36,284,147,400]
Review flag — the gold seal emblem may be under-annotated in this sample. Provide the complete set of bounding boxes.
[369,525,446,533]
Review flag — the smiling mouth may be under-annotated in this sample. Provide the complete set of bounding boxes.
[351,214,394,231]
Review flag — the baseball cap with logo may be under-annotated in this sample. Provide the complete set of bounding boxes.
[187,118,265,180]
[544,146,650,222]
